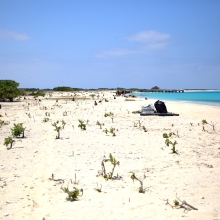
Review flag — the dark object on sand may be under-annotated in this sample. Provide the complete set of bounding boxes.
[94,101,97,106]
[140,112,179,116]
[139,101,179,116]
[154,100,167,113]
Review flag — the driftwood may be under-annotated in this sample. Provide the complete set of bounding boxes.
[163,193,198,213]
[132,110,141,114]
[49,173,65,184]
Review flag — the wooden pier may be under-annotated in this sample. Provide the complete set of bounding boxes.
[125,89,184,93]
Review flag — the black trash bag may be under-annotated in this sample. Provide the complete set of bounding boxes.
[154,100,167,113]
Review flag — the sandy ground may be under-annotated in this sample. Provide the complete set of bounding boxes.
[0,91,220,220]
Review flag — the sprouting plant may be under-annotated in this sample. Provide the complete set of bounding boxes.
[78,120,86,130]
[94,183,102,193]
[104,112,115,122]
[133,122,138,127]
[0,120,4,127]
[202,119,207,132]
[43,117,50,123]
[0,120,10,128]
[202,119,218,131]
[138,120,142,128]
[61,186,83,201]
[97,154,120,180]
[89,94,96,99]
[72,173,79,185]
[172,131,180,138]
[130,172,146,193]
[173,199,179,206]
[11,123,25,138]
[133,120,142,128]
[45,112,50,117]
[164,193,198,211]
[96,121,104,129]
[163,133,178,154]
[4,136,15,149]
[63,110,68,116]
[52,120,66,139]
[103,128,109,134]
[22,103,30,111]
[109,127,116,136]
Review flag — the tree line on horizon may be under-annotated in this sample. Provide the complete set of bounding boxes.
[0,79,162,102]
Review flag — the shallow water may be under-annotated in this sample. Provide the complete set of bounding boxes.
[133,90,220,106]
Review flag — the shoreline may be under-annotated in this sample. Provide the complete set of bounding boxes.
[133,91,220,107]
[143,97,220,107]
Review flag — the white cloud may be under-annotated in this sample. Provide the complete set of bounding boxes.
[125,30,170,43]
[96,48,135,58]
[0,28,30,41]
[97,30,170,57]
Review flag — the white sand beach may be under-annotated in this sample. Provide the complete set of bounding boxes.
[0,91,220,220]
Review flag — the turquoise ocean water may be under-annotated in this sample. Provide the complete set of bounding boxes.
[133,90,220,106]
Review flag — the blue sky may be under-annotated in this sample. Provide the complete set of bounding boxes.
[0,1,220,89]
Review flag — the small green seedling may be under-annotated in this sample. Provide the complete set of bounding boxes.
[163,133,178,154]
[103,128,109,134]
[133,122,138,127]
[45,112,50,117]
[63,111,68,116]
[97,153,120,180]
[173,199,179,206]
[109,127,116,136]
[78,120,86,130]
[61,186,83,201]
[0,120,10,128]
[52,120,66,139]
[11,123,25,138]
[43,117,50,123]
[202,119,218,131]
[130,172,146,193]
[107,154,120,179]
[89,94,96,99]
[4,136,15,149]
[104,112,115,122]
[202,119,207,131]
[94,183,102,193]
[96,121,104,129]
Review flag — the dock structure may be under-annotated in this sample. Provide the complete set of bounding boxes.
[137,89,184,93]
[124,89,184,94]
